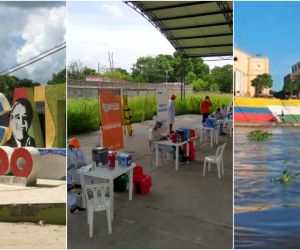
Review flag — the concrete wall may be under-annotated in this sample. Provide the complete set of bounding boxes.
[37,154,66,180]
[68,80,193,99]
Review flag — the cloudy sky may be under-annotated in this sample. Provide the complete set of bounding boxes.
[0,1,66,84]
[67,1,231,73]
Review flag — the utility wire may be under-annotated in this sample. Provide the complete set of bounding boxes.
[0,41,66,76]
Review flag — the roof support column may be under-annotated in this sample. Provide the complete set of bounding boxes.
[180,56,185,101]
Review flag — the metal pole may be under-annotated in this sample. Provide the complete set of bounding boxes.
[180,57,184,101]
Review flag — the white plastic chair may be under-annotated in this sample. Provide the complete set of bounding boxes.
[149,139,168,166]
[84,183,113,237]
[203,143,226,179]
[148,129,168,166]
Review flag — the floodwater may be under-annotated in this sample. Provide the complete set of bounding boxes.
[234,127,300,249]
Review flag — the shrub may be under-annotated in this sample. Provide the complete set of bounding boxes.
[68,98,100,135]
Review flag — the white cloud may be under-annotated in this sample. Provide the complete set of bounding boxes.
[102,4,123,18]
[67,1,231,74]
[15,6,66,84]
[0,2,65,84]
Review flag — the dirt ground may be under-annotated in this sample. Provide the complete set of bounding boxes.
[0,222,66,249]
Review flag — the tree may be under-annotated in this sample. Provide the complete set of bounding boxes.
[0,75,40,102]
[104,68,131,82]
[210,83,219,91]
[211,65,233,93]
[251,73,273,96]
[68,60,84,80]
[185,72,197,85]
[131,53,211,84]
[283,79,297,98]
[82,67,97,77]
[47,68,66,85]
[131,56,157,83]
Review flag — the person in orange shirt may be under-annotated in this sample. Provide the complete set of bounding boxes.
[200,96,212,124]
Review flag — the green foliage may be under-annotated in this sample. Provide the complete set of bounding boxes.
[47,68,66,85]
[185,72,197,85]
[210,83,219,91]
[68,98,100,135]
[104,68,131,82]
[283,77,300,98]
[0,75,40,102]
[271,160,299,184]
[192,79,209,91]
[251,73,273,96]
[211,64,233,92]
[131,54,212,84]
[67,93,231,135]
[248,129,272,141]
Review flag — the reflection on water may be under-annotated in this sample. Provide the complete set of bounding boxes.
[234,127,300,249]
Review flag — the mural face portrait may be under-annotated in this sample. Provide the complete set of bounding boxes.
[11,103,30,140]
[8,98,35,147]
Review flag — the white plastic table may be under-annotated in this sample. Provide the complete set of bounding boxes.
[200,126,219,147]
[155,140,189,171]
[77,162,136,219]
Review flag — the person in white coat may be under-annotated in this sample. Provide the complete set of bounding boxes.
[168,94,176,133]
[67,137,88,188]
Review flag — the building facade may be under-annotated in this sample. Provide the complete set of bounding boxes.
[234,48,270,97]
[284,61,300,82]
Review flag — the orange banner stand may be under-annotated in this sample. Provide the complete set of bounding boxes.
[99,90,124,151]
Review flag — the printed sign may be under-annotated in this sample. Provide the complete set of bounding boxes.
[156,89,168,132]
[99,90,124,150]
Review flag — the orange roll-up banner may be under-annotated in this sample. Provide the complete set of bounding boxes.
[99,90,124,151]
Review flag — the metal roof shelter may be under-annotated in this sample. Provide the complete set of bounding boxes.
[125,1,233,58]
[125,1,233,99]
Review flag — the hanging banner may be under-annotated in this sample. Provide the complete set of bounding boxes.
[99,89,124,150]
[156,89,168,132]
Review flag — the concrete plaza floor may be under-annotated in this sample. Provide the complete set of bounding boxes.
[68,115,233,249]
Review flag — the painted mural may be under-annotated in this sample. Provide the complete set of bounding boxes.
[234,97,300,123]
[0,84,66,148]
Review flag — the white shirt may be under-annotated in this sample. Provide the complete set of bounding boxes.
[168,99,175,124]
[67,147,87,169]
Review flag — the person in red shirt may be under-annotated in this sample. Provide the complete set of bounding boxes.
[200,96,212,124]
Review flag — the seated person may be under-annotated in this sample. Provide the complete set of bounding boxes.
[214,108,226,135]
[149,122,188,162]
[228,107,233,119]
[67,137,89,188]
[148,121,170,148]
[221,104,228,119]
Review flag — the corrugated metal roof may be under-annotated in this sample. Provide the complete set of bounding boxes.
[125,1,233,58]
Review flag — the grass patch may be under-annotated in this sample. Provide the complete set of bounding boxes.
[68,93,231,135]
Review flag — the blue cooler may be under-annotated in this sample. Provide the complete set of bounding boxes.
[118,153,132,167]
[178,128,190,141]
[205,118,216,128]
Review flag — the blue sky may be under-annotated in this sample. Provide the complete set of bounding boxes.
[234,1,300,91]
[67,1,230,72]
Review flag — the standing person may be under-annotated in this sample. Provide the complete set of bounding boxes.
[200,96,212,124]
[6,98,36,147]
[168,94,176,134]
